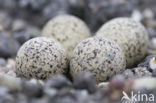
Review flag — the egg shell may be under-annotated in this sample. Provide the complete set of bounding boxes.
[70,37,126,83]
[96,17,149,67]
[41,15,91,59]
[16,37,68,80]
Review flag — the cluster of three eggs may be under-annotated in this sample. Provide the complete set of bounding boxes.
[16,15,149,82]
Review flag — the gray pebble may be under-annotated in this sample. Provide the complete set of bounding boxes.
[0,58,6,67]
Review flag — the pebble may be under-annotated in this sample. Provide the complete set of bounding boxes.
[30,97,49,103]
[12,31,33,45]
[44,88,58,97]
[0,86,9,96]
[147,38,156,55]
[42,0,69,20]
[4,64,15,73]
[0,74,21,91]
[21,80,43,98]
[73,71,97,94]
[133,77,156,90]
[68,0,85,18]
[0,31,20,58]
[7,58,16,66]
[133,67,152,77]
[147,27,156,39]
[26,26,41,37]
[122,69,134,79]
[98,82,109,88]
[131,9,143,22]
[0,58,6,67]
[0,0,17,9]
[11,19,27,32]
[143,8,154,20]
[6,71,16,77]
[18,0,46,10]
[12,25,40,45]
[138,55,156,71]
[45,74,72,89]
[0,11,12,30]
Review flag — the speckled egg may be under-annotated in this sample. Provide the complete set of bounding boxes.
[16,37,68,80]
[96,17,149,67]
[41,15,91,59]
[70,37,126,83]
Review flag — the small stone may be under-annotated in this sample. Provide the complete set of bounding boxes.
[30,97,49,103]
[0,24,3,32]
[44,88,58,97]
[0,11,12,29]
[0,86,9,96]
[73,71,96,93]
[133,67,152,77]
[143,8,154,19]
[7,58,16,66]
[11,19,27,32]
[15,93,28,103]
[147,27,156,39]
[75,89,88,97]
[28,78,38,84]
[49,88,78,103]
[122,69,134,79]
[12,31,33,45]
[98,82,109,88]
[0,68,5,74]
[18,0,46,10]
[111,74,126,83]
[45,74,72,89]
[138,55,156,71]
[149,57,156,70]
[148,38,156,49]
[0,0,16,9]
[152,69,156,77]
[0,31,20,58]
[131,9,143,22]
[26,26,41,37]
[0,74,21,91]
[121,99,134,103]
[42,0,69,19]
[5,64,15,73]
[7,71,16,77]
[21,80,43,98]
[133,77,156,90]
[0,58,6,67]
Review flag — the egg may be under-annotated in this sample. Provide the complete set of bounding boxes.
[16,37,68,80]
[96,17,149,67]
[41,15,91,59]
[70,37,126,83]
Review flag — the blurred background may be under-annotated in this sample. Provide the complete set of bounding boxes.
[0,0,156,58]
